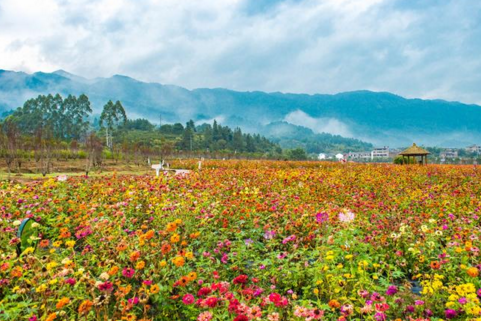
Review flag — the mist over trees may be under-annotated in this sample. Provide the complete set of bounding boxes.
[0,93,293,176]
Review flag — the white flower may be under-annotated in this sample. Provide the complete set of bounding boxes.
[57,175,68,182]
[99,272,110,280]
[13,220,21,226]
[339,210,355,223]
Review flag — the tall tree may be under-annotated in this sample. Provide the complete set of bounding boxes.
[99,100,127,150]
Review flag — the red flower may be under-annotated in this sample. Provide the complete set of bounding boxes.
[233,275,249,284]
[205,296,218,308]
[182,294,195,305]
[233,315,249,321]
[198,287,212,297]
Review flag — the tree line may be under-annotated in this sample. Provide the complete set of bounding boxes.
[0,93,300,176]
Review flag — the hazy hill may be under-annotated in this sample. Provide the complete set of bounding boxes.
[1,69,480,148]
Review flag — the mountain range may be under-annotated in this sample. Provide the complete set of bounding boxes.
[1,69,481,149]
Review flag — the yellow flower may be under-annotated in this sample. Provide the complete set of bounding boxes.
[36,284,47,293]
[49,278,58,285]
[66,240,75,248]
[46,262,58,271]
[185,252,194,259]
[136,261,145,269]
[345,254,353,260]
[170,234,180,243]
[160,260,167,267]
[23,247,35,255]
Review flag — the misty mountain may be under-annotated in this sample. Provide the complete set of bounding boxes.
[1,69,480,148]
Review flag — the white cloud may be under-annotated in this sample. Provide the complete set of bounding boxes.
[0,0,480,104]
[285,110,353,137]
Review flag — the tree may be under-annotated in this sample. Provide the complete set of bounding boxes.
[232,128,244,153]
[0,117,20,178]
[99,100,127,150]
[288,148,308,160]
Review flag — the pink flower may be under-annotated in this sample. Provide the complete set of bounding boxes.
[65,278,76,286]
[98,281,113,291]
[183,294,195,305]
[122,267,135,278]
[197,311,213,321]
[339,210,355,223]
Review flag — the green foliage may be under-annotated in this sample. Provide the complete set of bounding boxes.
[287,147,309,160]
[393,156,415,164]
[10,94,92,140]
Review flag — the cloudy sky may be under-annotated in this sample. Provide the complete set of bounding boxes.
[0,0,480,104]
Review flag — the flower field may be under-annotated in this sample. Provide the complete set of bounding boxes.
[1,161,481,321]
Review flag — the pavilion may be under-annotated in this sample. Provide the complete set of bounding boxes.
[399,143,430,165]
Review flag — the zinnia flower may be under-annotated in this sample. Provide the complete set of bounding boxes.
[122,267,135,278]
[182,294,195,305]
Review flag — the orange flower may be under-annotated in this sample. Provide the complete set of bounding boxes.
[116,243,128,252]
[144,230,155,240]
[39,239,50,248]
[46,313,57,321]
[161,244,172,255]
[170,234,180,243]
[78,300,93,314]
[467,267,479,277]
[150,284,160,294]
[136,260,145,269]
[56,297,70,309]
[172,256,185,267]
[430,261,441,269]
[109,266,119,276]
[130,251,141,262]
[187,272,197,281]
[178,276,189,286]
[166,222,177,232]
[10,266,22,278]
[328,299,341,309]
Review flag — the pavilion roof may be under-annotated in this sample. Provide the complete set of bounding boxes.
[399,143,430,156]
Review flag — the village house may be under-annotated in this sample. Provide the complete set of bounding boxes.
[371,146,390,159]
[348,151,372,160]
[440,149,458,159]
[466,145,481,154]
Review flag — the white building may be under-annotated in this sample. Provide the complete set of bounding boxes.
[335,153,344,160]
[348,151,372,160]
[440,149,458,159]
[466,145,481,154]
[371,146,390,159]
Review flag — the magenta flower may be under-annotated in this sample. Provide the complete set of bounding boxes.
[315,212,329,223]
[65,278,76,286]
[445,309,457,319]
[386,285,398,296]
[98,281,113,291]
[182,294,195,305]
[122,267,135,278]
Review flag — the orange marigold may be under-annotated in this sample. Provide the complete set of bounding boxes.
[172,256,185,267]
[56,297,70,309]
[328,299,341,309]
[46,313,57,321]
[78,300,93,314]
[161,244,172,255]
[150,284,160,294]
[467,267,479,277]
